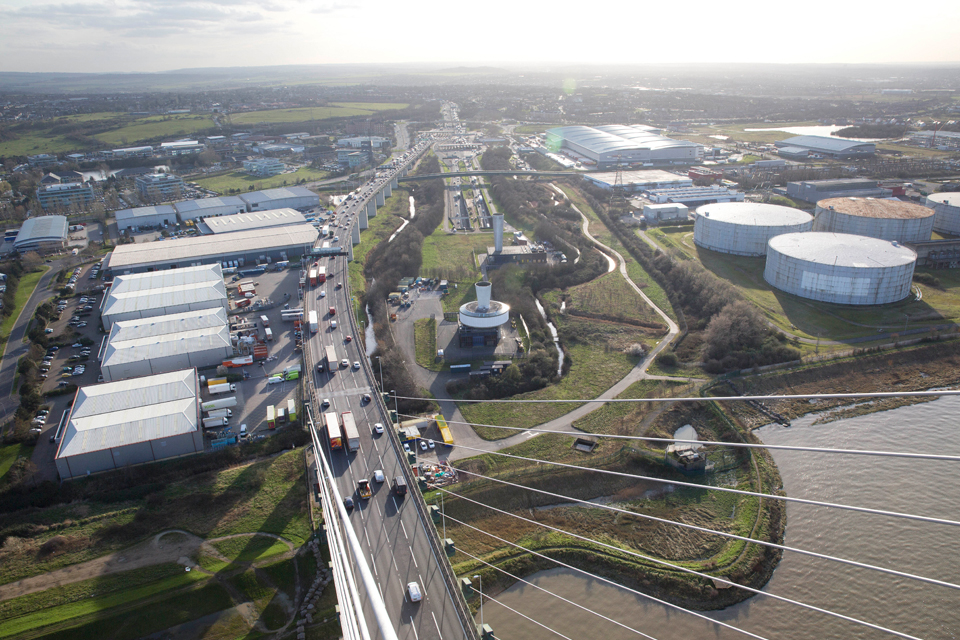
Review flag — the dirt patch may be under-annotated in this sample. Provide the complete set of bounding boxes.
[0,529,203,603]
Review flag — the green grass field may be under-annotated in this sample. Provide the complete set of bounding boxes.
[0,132,92,157]
[0,442,30,486]
[420,228,489,280]
[229,103,408,125]
[0,267,49,344]
[414,318,439,370]
[210,534,290,564]
[195,166,330,194]
[541,271,664,327]
[92,115,215,146]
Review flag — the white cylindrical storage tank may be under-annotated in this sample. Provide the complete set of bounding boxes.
[926,193,960,235]
[764,232,917,305]
[813,197,934,243]
[693,203,813,256]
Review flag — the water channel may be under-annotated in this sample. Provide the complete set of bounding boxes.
[485,397,960,639]
[534,299,564,376]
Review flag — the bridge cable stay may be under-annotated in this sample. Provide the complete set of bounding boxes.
[444,465,960,593]
[456,547,663,640]
[441,502,925,640]
[415,436,960,528]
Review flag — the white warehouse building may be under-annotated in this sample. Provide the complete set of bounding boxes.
[239,187,319,212]
[693,203,814,256]
[545,125,703,168]
[203,208,307,235]
[813,197,935,244]
[764,232,917,305]
[925,193,960,235]
[175,196,247,221]
[101,307,232,382]
[55,369,203,480]
[101,263,228,330]
[115,204,178,231]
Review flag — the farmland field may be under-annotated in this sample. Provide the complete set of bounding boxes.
[92,115,215,145]
[229,103,408,125]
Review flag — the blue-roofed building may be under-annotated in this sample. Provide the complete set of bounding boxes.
[774,135,875,160]
[545,125,703,168]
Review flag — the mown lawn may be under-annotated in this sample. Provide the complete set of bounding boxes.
[420,229,489,281]
[210,534,290,564]
[196,167,330,195]
[0,266,50,344]
[414,318,439,370]
[92,115,216,146]
[0,442,30,486]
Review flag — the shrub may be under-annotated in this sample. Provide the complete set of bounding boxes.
[656,351,679,367]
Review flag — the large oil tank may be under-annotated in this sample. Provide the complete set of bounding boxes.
[693,202,813,256]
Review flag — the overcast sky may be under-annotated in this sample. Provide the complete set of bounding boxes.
[3,0,960,73]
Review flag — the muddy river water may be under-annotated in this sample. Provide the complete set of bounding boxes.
[484,397,960,639]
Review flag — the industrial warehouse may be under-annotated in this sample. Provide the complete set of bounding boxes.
[100,307,233,382]
[101,263,228,329]
[104,224,319,273]
[545,125,703,167]
[764,232,917,305]
[693,203,814,256]
[54,369,204,480]
[202,208,307,234]
[775,135,876,160]
[12,215,67,253]
[813,197,935,244]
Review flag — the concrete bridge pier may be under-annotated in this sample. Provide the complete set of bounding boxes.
[351,220,361,245]
[367,200,377,219]
[383,182,392,198]
[390,177,399,189]
[358,202,368,229]
[376,190,385,207]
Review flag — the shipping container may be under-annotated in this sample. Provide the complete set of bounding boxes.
[341,411,360,452]
[267,405,276,430]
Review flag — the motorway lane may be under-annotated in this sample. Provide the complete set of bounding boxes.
[307,163,470,639]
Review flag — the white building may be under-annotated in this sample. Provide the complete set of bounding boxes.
[174,196,247,221]
[545,125,703,168]
[338,136,390,149]
[135,173,185,202]
[101,308,232,382]
[101,263,228,329]
[55,369,203,480]
[243,158,285,177]
[13,216,67,253]
[203,208,307,234]
[239,187,320,211]
[115,204,178,231]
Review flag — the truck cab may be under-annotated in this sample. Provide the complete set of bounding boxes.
[357,479,372,499]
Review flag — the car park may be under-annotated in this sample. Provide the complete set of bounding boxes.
[419,440,428,451]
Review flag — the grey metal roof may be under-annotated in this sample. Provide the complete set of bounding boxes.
[173,196,246,214]
[14,216,67,248]
[768,232,917,267]
[205,208,307,234]
[108,263,223,295]
[696,202,813,226]
[103,264,226,317]
[57,369,198,459]
[548,125,699,155]
[105,224,319,270]
[103,312,231,367]
[115,205,177,222]
[239,186,317,206]
[775,136,875,152]
[108,306,227,342]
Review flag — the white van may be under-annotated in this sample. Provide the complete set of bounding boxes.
[240,424,248,438]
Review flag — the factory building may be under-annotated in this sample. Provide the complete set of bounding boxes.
[764,232,916,305]
[485,214,549,267]
[36,182,96,212]
[101,263,228,330]
[174,196,247,221]
[135,173,185,202]
[545,125,703,168]
[459,281,511,347]
[645,186,744,207]
[239,187,319,212]
[813,197,935,244]
[642,203,690,224]
[693,203,813,256]
[104,224,318,274]
[786,179,892,203]
[202,208,307,235]
[101,308,232,382]
[583,169,692,192]
[13,216,67,253]
[54,369,203,480]
[243,158,285,177]
[115,204,177,231]
[774,136,876,160]
[925,193,960,236]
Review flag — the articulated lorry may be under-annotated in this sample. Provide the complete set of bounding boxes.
[341,411,360,452]
[208,383,237,395]
[202,417,229,429]
[201,397,237,412]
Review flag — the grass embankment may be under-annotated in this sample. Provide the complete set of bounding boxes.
[444,400,784,611]
[420,227,489,282]
[0,267,49,344]
[541,270,665,329]
[571,379,693,435]
[414,318,439,371]
[558,184,677,322]
[228,103,408,125]
[348,188,409,323]
[210,534,290,564]
[0,443,30,487]
[647,226,960,347]
[195,166,330,194]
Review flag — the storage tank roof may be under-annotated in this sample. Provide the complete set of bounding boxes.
[927,192,960,207]
[768,232,917,268]
[818,197,934,220]
[696,202,812,226]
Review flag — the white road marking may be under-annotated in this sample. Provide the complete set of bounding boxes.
[409,546,418,568]
[432,612,442,639]
[401,520,408,540]
[364,528,370,547]
[375,501,382,518]
[393,554,399,573]
[371,554,378,576]
[410,617,420,640]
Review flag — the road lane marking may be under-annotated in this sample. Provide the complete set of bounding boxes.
[432,612,442,639]
[409,546,418,568]
[410,617,420,640]
[401,520,408,540]
[371,554,378,576]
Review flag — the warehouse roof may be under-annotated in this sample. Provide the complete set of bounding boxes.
[239,186,317,206]
[585,169,690,187]
[548,125,700,155]
[105,224,319,270]
[115,204,177,223]
[775,136,875,152]
[103,280,226,318]
[103,310,231,368]
[927,192,960,207]
[13,216,67,248]
[173,196,246,215]
[205,208,307,234]
[818,197,934,219]
[768,232,917,267]
[57,369,198,459]
[696,202,813,226]
[108,263,223,295]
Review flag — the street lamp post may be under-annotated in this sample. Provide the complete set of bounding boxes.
[375,356,384,392]
[473,574,483,629]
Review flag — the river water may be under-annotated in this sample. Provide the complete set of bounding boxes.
[485,397,960,639]
[534,299,564,375]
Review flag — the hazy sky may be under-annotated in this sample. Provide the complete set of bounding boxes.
[3,0,960,73]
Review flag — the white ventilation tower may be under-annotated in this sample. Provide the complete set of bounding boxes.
[493,214,504,253]
[459,280,510,329]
